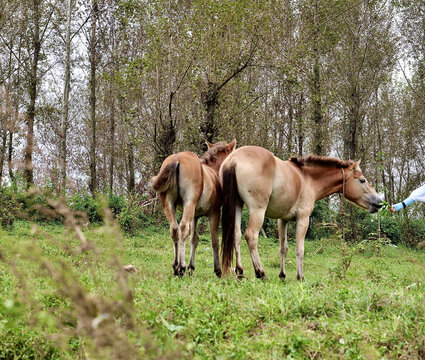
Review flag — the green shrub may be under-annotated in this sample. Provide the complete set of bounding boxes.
[0,187,20,228]
[307,199,335,241]
[16,191,51,221]
[108,193,127,217]
[335,204,377,243]
[118,202,156,235]
[400,218,425,247]
[380,216,401,244]
[1,185,58,223]
[68,192,103,224]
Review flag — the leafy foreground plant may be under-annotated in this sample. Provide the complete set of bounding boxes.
[0,199,179,359]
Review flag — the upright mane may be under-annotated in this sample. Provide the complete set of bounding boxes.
[200,142,228,165]
[290,155,354,169]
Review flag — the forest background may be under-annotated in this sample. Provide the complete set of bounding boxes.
[0,0,424,242]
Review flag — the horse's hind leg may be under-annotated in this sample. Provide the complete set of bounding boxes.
[245,208,267,278]
[278,219,289,280]
[161,195,179,276]
[208,210,221,277]
[177,201,197,276]
[188,217,199,275]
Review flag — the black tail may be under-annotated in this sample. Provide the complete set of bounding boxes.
[151,161,179,193]
[221,163,238,275]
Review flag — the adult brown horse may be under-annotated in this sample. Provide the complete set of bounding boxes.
[151,140,236,277]
[220,146,382,280]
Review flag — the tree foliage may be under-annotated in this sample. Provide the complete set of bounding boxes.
[0,0,423,220]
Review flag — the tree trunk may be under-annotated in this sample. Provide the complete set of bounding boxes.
[60,0,73,192]
[108,15,116,195]
[311,0,324,155]
[89,0,98,195]
[287,88,294,156]
[127,141,135,193]
[109,94,115,194]
[9,21,22,184]
[296,94,305,156]
[1,37,13,184]
[154,118,176,168]
[7,130,14,182]
[200,56,252,145]
[0,130,7,183]
[347,85,360,160]
[201,80,219,143]
[24,0,41,187]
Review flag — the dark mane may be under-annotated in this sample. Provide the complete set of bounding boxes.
[289,155,354,169]
[200,142,227,165]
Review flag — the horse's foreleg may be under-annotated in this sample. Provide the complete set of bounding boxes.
[208,210,221,277]
[234,203,243,277]
[188,217,199,275]
[295,216,309,281]
[162,197,179,276]
[245,208,266,279]
[278,219,289,280]
[178,201,197,276]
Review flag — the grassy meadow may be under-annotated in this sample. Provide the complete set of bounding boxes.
[1,219,425,359]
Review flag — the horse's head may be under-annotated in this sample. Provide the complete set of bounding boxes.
[343,161,382,213]
[202,139,236,170]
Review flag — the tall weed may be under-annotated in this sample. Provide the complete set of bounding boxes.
[0,199,179,359]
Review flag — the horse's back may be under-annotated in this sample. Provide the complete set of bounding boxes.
[221,146,306,219]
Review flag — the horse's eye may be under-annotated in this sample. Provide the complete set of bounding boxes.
[360,179,366,184]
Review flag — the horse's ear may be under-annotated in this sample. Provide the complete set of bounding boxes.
[354,160,361,170]
[226,139,236,152]
[205,140,214,149]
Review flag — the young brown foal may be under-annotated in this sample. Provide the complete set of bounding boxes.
[152,140,236,277]
[220,146,382,280]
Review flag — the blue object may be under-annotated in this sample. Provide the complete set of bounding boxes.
[393,196,415,211]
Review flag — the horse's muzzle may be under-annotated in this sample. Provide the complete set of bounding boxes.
[368,195,383,213]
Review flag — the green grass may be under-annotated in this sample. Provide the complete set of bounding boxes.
[1,220,425,359]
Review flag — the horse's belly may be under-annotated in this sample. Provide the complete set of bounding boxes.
[265,202,295,220]
[195,189,214,216]
[174,194,210,217]
[265,192,297,220]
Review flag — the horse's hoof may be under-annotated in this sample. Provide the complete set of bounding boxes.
[178,266,186,277]
[188,265,195,276]
[173,265,179,276]
[235,266,244,276]
[279,271,286,280]
[215,268,222,278]
[255,270,266,279]
[296,274,304,282]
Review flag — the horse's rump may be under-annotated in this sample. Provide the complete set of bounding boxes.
[151,161,179,193]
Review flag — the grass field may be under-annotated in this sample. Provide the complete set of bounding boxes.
[1,219,425,359]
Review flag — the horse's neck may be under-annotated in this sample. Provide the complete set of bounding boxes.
[307,167,344,201]
[204,161,221,174]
